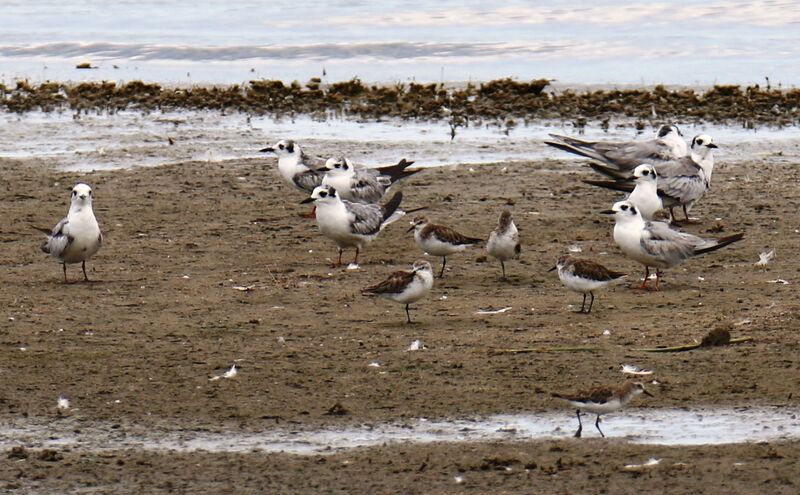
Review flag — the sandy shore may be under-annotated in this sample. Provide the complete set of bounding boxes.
[1,147,799,492]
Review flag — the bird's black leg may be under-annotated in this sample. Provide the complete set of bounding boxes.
[579,293,587,313]
[595,414,605,437]
[62,263,68,283]
[574,410,583,438]
[439,256,447,279]
[353,247,360,265]
[82,261,89,282]
[500,261,506,280]
[587,292,594,313]
[405,304,412,324]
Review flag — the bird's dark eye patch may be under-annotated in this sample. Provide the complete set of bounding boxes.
[72,190,77,196]
[621,204,628,211]
[642,170,649,175]
[630,206,637,214]
[319,191,328,198]
[278,144,284,150]
[334,163,341,168]
[342,164,348,170]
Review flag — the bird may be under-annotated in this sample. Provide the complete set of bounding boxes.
[589,134,718,223]
[301,185,405,266]
[407,216,482,278]
[603,200,744,290]
[583,164,663,221]
[545,124,687,170]
[33,183,103,283]
[259,139,326,194]
[550,255,626,313]
[486,210,520,279]
[553,381,653,438]
[318,156,419,204]
[362,260,434,323]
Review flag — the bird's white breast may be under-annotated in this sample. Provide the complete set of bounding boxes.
[277,156,307,188]
[321,174,354,200]
[315,201,371,248]
[60,208,101,263]
[558,269,610,294]
[415,230,466,256]
[568,398,624,415]
[486,224,518,261]
[628,183,662,220]
[387,270,433,304]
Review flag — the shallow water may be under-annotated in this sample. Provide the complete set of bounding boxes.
[1,111,799,172]
[0,1,799,85]
[3,407,798,455]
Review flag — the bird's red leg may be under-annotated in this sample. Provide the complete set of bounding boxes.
[638,266,650,289]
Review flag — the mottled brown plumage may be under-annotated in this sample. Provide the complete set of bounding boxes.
[560,256,626,282]
[419,223,482,245]
[362,269,416,296]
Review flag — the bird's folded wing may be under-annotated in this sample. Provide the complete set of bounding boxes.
[346,202,384,236]
[640,221,698,261]
[363,269,415,295]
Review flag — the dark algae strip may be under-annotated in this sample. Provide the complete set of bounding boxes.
[2,78,798,126]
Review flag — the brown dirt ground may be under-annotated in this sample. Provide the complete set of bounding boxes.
[1,152,799,493]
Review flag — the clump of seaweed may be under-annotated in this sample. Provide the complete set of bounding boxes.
[1,79,798,127]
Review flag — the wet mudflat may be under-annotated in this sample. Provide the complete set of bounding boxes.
[1,147,799,492]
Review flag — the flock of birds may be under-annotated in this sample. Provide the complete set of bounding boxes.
[33,123,746,438]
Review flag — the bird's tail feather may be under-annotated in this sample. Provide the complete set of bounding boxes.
[695,233,745,255]
[375,159,420,182]
[589,163,629,180]
[31,224,52,236]
[583,179,635,193]
[545,140,608,163]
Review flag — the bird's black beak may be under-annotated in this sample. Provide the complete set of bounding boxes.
[599,209,614,215]
[316,167,329,172]
[406,225,416,233]
[707,143,718,149]
[643,389,655,397]
[259,147,274,153]
[300,197,315,204]
[547,265,557,272]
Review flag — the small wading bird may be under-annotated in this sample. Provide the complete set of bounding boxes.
[553,381,653,438]
[34,183,103,283]
[362,260,434,324]
[550,255,626,313]
[301,185,405,267]
[408,216,483,279]
[318,156,419,204]
[603,200,744,290]
[545,124,687,170]
[486,210,521,279]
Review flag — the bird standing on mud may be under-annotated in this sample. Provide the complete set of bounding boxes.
[551,255,626,313]
[301,184,405,267]
[408,216,483,278]
[553,381,653,438]
[362,260,434,324]
[604,200,743,290]
[486,210,520,279]
[34,183,103,282]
